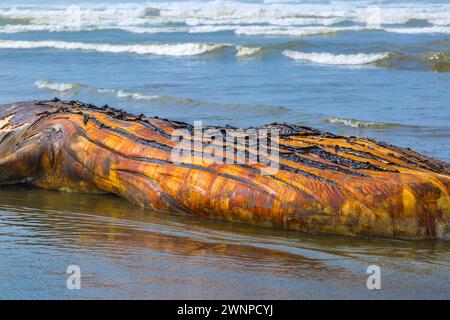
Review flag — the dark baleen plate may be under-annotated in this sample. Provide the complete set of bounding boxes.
[0,100,449,239]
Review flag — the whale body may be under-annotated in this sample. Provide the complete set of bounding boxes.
[0,100,449,239]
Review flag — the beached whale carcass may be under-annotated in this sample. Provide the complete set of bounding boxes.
[0,100,449,239]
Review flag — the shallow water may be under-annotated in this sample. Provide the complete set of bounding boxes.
[0,186,448,299]
[0,0,450,299]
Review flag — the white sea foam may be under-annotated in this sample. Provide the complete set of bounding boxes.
[0,40,226,56]
[188,25,236,33]
[116,90,160,101]
[385,26,450,34]
[0,24,78,33]
[35,80,161,101]
[429,52,450,62]
[35,80,79,92]
[92,87,161,102]
[184,16,345,27]
[34,80,288,114]
[0,24,182,35]
[282,51,390,65]
[235,45,262,57]
[325,117,398,128]
[4,23,450,38]
[0,23,367,36]
[1,2,450,35]
[118,26,186,34]
[94,88,116,94]
[234,26,364,36]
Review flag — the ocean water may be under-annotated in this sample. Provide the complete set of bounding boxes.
[0,0,449,299]
[1,0,450,160]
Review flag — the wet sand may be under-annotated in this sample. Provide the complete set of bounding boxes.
[0,186,448,299]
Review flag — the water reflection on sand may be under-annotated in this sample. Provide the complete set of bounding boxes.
[0,186,448,299]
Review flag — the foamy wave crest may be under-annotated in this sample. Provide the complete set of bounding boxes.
[0,24,184,34]
[385,26,450,34]
[35,80,289,114]
[236,45,262,57]
[36,80,162,101]
[116,90,160,101]
[188,25,236,33]
[89,87,162,101]
[118,26,185,34]
[429,52,450,62]
[0,40,226,56]
[35,80,79,92]
[2,2,450,35]
[184,16,344,27]
[234,26,363,36]
[325,118,399,128]
[0,24,78,33]
[282,51,390,65]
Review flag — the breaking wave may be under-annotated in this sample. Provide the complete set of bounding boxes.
[324,117,401,128]
[35,81,163,101]
[115,90,161,101]
[35,80,79,92]
[234,26,364,36]
[235,45,262,57]
[0,39,267,59]
[3,24,450,37]
[22,45,450,72]
[34,80,289,114]
[385,26,450,34]
[0,40,227,56]
[428,51,450,63]
[1,2,450,36]
[282,51,390,65]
